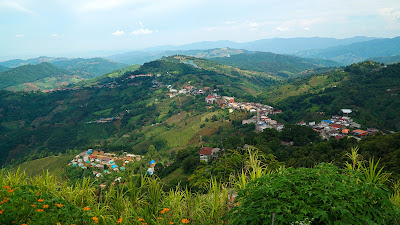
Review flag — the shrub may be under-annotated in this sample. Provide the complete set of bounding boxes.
[228,163,400,224]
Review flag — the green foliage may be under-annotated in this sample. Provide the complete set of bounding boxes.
[212,52,339,78]
[0,185,93,224]
[0,63,68,89]
[228,163,400,224]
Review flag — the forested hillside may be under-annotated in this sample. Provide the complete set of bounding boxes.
[270,61,400,131]
[212,52,339,78]
[0,63,68,89]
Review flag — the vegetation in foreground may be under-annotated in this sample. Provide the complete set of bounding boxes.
[1,148,400,224]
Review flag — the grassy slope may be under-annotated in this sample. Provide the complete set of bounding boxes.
[14,155,72,177]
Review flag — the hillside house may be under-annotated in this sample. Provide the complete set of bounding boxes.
[205,95,216,104]
[199,147,221,162]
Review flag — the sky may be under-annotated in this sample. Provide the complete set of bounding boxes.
[1,0,400,60]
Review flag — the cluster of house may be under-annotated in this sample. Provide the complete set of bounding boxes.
[86,116,122,124]
[166,85,210,98]
[199,147,221,162]
[68,149,142,178]
[298,109,379,140]
[204,93,284,132]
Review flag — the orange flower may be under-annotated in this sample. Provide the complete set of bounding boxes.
[3,197,8,200]
[142,223,147,225]
[138,218,144,221]
[43,204,49,208]
[38,199,44,202]
[36,193,40,196]
[169,222,174,225]
[157,217,162,219]
[0,209,4,214]
[22,224,27,225]
[56,223,61,225]
[182,218,189,223]
[0,201,3,205]
[8,189,14,193]
[92,217,98,221]
[36,209,44,212]
[117,218,123,223]
[4,186,10,189]
[31,204,37,207]
[83,206,90,211]
[56,203,64,207]
[164,208,170,212]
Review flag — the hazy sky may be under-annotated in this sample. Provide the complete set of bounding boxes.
[1,0,400,59]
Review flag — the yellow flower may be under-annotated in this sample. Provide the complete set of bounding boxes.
[36,209,44,212]
[83,206,90,211]
[43,204,49,208]
[182,218,189,223]
[117,218,123,224]
[56,203,64,207]
[38,199,44,202]
[56,223,61,225]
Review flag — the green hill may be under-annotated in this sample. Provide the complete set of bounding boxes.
[0,56,127,78]
[0,65,10,72]
[370,55,400,64]
[270,61,400,131]
[13,155,72,177]
[212,52,339,78]
[0,63,69,89]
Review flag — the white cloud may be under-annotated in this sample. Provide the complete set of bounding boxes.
[379,8,400,25]
[131,28,153,35]
[112,30,125,36]
[15,34,24,38]
[79,0,133,12]
[51,33,58,37]
[275,19,322,32]
[0,0,35,14]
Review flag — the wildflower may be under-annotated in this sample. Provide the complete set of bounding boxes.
[56,223,61,225]
[92,217,98,221]
[3,197,8,200]
[8,189,14,193]
[36,209,44,212]
[0,209,4,214]
[38,199,44,202]
[138,218,144,221]
[43,204,49,208]
[56,203,64,207]
[169,222,174,225]
[164,208,170,212]
[142,223,147,225]
[36,193,40,196]
[157,217,162,219]
[182,218,189,223]
[31,204,37,207]
[116,218,123,224]
[4,186,10,189]
[22,224,28,225]
[83,206,90,211]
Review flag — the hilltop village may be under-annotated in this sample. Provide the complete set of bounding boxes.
[68,149,142,176]
[297,109,380,140]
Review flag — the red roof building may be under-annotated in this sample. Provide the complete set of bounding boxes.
[199,147,213,155]
[331,124,345,129]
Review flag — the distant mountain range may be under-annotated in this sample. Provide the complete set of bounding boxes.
[0,57,129,91]
[107,36,384,65]
[294,37,400,65]
[211,52,339,78]
[141,36,378,53]
[0,57,127,78]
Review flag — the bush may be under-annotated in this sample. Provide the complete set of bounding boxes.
[228,163,400,224]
